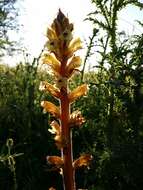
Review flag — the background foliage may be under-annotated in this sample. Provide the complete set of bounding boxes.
[0,0,143,189]
[0,0,19,56]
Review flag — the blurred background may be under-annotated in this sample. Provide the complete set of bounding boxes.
[0,0,143,189]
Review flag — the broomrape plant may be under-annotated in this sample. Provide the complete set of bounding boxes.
[39,10,92,190]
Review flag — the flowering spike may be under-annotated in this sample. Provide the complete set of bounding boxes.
[39,81,60,99]
[41,101,60,118]
[73,154,93,170]
[68,84,88,103]
[40,10,90,190]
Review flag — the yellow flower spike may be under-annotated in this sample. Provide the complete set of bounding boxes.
[42,53,61,73]
[69,110,85,128]
[40,10,89,190]
[67,38,82,58]
[39,81,60,99]
[73,154,93,170]
[47,156,64,168]
[65,56,82,78]
[68,84,88,103]
[41,101,60,118]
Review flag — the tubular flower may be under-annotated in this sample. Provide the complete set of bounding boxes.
[68,84,88,103]
[56,76,68,89]
[46,40,61,59]
[42,53,61,75]
[59,26,73,46]
[66,38,82,58]
[48,121,60,135]
[41,101,60,118]
[65,56,82,78]
[47,156,64,168]
[73,154,93,170]
[39,81,60,99]
[48,121,65,149]
[69,110,85,128]
[46,27,57,41]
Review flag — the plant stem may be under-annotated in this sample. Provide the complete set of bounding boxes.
[60,86,75,190]
[13,169,17,190]
[81,28,97,83]
[59,55,76,190]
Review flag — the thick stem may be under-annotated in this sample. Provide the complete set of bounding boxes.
[60,87,75,190]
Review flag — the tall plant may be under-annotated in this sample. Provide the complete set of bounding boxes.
[86,0,143,147]
[39,10,92,190]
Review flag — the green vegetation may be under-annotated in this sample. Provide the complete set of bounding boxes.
[0,0,143,189]
[0,0,18,56]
